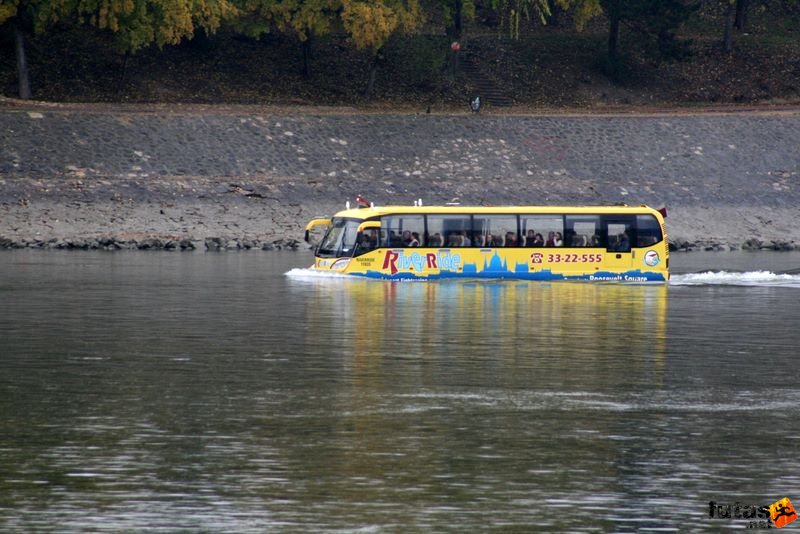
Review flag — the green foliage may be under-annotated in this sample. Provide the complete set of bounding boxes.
[440,0,474,36]
[0,0,76,32]
[340,0,423,51]
[569,0,601,30]
[442,0,475,23]
[0,0,237,52]
[0,0,20,26]
[231,0,338,41]
[490,0,574,38]
[72,0,237,52]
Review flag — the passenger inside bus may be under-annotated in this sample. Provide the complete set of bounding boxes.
[388,230,403,247]
[402,230,420,247]
[525,229,537,246]
[614,232,631,252]
[572,234,588,247]
[485,234,502,247]
[355,232,376,254]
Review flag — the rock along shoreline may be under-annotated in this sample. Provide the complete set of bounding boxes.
[1,234,795,253]
[2,101,799,253]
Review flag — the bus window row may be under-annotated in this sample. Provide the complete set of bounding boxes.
[372,213,662,252]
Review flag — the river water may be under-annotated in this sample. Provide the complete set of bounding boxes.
[1,250,799,532]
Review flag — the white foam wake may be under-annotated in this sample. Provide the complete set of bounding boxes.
[284,267,349,280]
[670,270,800,288]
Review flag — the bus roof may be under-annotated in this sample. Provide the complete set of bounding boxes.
[332,204,665,220]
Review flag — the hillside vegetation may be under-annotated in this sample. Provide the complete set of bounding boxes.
[1,1,799,110]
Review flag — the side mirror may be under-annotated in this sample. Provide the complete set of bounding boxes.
[304,218,332,243]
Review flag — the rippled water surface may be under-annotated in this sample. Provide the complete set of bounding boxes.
[2,251,799,532]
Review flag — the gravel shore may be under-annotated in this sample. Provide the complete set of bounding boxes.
[2,100,799,251]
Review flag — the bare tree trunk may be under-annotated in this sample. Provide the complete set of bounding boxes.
[546,0,562,26]
[446,0,463,39]
[735,0,748,31]
[14,22,31,100]
[453,0,463,38]
[117,52,130,96]
[365,63,377,97]
[364,48,383,98]
[723,1,735,53]
[302,32,314,79]
[608,11,620,63]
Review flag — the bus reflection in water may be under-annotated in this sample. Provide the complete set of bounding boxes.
[294,277,668,384]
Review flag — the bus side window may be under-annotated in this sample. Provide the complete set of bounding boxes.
[381,215,424,248]
[565,215,600,248]
[521,215,563,247]
[636,215,663,247]
[605,218,634,252]
[474,215,517,248]
[427,215,472,248]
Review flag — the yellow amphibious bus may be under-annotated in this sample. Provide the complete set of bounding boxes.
[305,200,669,281]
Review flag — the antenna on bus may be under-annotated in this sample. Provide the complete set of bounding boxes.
[419,198,423,206]
[346,201,350,209]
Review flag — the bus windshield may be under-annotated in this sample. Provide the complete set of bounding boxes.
[316,218,360,258]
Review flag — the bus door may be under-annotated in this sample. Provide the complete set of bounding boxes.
[562,214,603,274]
[603,216,635,271]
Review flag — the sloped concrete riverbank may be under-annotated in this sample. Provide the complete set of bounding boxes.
[1,102,799,251]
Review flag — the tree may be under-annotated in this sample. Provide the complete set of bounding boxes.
[0,0,237,98]
[1,0,77,98]
[442,0,475,39]
[340,0,421,51]
[74,0,237,53]
[12,16,32,98]
[598,0,698,67]
[723,0,735,52]
[568,0,602,30]
[232,0,339,77]
[598,0,621,62]
[626,0,698,61]
[734,0,747,30]
[340,0,424,95]
[489,0,571,39]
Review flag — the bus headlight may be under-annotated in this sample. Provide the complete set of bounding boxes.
[331,258,351,270]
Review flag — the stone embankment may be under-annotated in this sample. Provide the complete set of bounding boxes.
[1,100,799,251]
